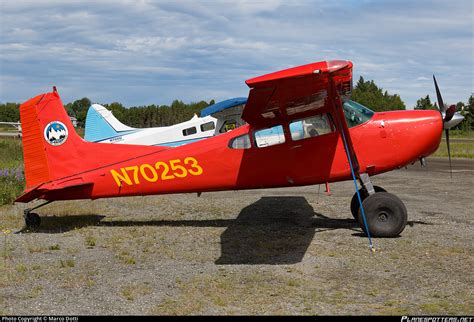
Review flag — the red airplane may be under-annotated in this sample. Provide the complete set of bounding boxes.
[15,60,462,239]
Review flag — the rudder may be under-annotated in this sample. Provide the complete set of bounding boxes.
[20,88,85,189]
[84,104,136,142]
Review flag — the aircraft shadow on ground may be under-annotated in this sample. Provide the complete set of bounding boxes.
[21,196,432,265]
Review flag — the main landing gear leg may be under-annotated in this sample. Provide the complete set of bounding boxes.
[352,173,407,238]
[23,200,53,229]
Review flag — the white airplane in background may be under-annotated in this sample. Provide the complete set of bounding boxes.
[0,121,22,136]
[84,98,248,147]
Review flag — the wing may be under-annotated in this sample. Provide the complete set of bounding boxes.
[242,60,360,171]
[242,60,353,128]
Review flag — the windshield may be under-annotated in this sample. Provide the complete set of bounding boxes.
[343,100,375,127]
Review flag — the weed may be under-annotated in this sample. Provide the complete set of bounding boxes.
[120,283,152,301]
[85,236,96,248]
[59,259,75,268]
[49,244,60,251]
[287,279,301,287]
[15,263,27,273]
[116,250,136,265]
[1,230,13,260]
[17,285,44,300]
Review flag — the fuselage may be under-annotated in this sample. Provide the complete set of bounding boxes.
[44,108,443,201]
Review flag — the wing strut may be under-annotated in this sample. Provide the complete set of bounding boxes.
[328,77,375,252]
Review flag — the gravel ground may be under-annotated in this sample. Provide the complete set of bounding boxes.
[0,157,472,315]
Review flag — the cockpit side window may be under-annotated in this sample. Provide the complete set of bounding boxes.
[219,120,237,133]
[289,114,334,141]
[343,100,375,128]
[229,134,251,149]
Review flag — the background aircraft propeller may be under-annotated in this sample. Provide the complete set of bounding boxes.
[433,75,465,178]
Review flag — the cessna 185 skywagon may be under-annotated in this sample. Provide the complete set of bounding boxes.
[15,60,463,239]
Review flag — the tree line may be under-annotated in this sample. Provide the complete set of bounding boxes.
[64,98,214,128]
[1,77,472,131]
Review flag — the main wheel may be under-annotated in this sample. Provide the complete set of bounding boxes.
[25,212,41,228]
[350,186,386,219]
[357,192,407,238]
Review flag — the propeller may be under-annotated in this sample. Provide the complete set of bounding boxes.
[433,75,465,178]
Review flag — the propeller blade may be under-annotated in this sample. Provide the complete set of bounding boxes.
[444,104,456,123]
[433,75,446,113]
[445,129,453,179]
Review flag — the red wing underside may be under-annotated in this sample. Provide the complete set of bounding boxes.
[242,60,353,128]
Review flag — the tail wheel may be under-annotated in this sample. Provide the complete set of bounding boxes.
[357,192,407,238]
[25,212,41,228]
[350,186,386,219]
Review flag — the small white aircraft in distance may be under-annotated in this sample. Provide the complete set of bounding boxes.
[0,121,22,136]
[84,98,248,147]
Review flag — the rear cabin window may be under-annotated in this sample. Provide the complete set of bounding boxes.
[289,114,334,141]
[254,125,285,148]
[200,121,215,132]
[182,127,197,136]
[229,134,251,149]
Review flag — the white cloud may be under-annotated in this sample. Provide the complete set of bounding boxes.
[0,0,472,107]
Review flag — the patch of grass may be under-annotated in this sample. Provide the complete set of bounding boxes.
[15,263,28,274]
[418,302,455,315]
[24,285,43,299]
[433,141,474,159]
[448,130,474,139]
[59,259,75,268]
[0,175,24,206]
[49,244,61,251]
[0,138,24,205]
[1,234,14,260]
[120,283,152,301]
[0,138,23,169]
[60,273,96,289]
[85,235,96,248]
[25,238,47,254]
[149,272,308,315]
[287,279,300,287]
[117,251,136,265]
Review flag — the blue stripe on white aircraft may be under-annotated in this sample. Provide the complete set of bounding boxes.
[84,98,247,147]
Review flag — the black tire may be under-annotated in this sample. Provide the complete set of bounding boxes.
[357,192,407,238]
[25,212,41,228]
[350,186,386,219]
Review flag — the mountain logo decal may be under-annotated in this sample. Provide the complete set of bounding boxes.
[44,121,68,146]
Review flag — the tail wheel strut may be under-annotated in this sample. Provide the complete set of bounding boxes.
[23,200,53,229]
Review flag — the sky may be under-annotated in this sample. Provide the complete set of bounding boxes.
[0,0,472,109]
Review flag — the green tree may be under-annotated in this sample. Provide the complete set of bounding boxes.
[0,103,20,122]
[414,95,437,110]
[456,94,474,132]
[65,97,91,125]
[351,76,406,111]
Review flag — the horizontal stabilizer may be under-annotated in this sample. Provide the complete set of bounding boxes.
[15,181,94,203]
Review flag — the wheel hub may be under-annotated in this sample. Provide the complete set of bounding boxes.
[377,212,389,222]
